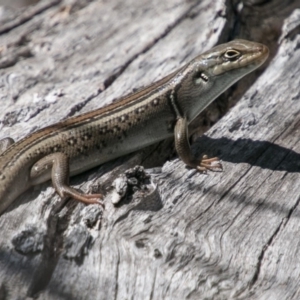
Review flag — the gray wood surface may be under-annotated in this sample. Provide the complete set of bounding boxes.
[0,0,300,299]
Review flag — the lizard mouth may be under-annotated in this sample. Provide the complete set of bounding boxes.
[242,43,269,68]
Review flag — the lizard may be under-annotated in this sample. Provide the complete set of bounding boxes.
[0,39,269,214]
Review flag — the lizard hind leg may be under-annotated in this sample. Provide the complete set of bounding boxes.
[30,152,104,206]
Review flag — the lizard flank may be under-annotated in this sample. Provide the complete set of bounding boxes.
[0,40,269,214]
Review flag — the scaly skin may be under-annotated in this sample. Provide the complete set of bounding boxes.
[0,39,269,214]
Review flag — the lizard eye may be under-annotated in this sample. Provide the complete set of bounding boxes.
[223,49,240,61]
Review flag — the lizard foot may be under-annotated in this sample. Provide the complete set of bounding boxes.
[196,155,223,172]
[77,193,105,207]
[59,187,105,207]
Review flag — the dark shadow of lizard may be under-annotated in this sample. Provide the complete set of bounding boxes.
[193,136,300,173]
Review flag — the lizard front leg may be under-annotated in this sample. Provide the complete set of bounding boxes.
[174,117,222,172]
[30,153,104,206]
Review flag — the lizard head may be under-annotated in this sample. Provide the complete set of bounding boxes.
[175,39,269,122]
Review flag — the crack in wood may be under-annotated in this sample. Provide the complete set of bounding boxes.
[0,0,62,35]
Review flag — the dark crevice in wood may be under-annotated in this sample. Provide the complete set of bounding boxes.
[70,2,203,117]
[249,135,300,287]
[114,247,120,300]
[26,201,77,297]
[26,215,61,297]
[0,0,62,35]
[281,24,300,43]
[264,195,300,292]
[213,1,300,116]
[250,220,282,287]
[224,0,240,42]
[282,195,300,231]
[66,89,103,118]
[1,101,51,129]
[27,103,51,124]
[244,0,273,7]
[0,46,34,69]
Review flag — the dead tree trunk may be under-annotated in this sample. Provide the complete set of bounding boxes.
[0,0,300,299]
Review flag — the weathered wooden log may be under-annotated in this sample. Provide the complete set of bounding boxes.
[0,0,300,299]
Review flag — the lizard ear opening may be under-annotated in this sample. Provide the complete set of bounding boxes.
[194,71,209,84]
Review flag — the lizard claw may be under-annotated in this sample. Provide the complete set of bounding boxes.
[196,155,223,172]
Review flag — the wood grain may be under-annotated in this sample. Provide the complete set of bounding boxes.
[0,0,299,299]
